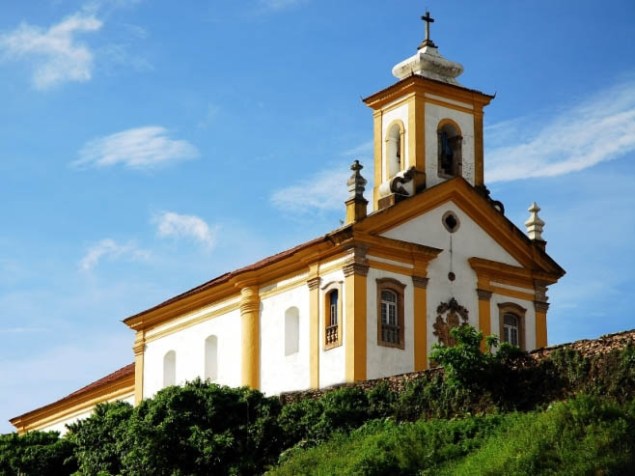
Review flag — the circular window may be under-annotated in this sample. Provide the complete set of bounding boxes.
[442,211,460,233]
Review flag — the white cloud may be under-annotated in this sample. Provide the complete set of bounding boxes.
[271,167,350,214]
[74,126,199,170]
[260,0,308,11]
[155,212,217,249]
[0,12,102,89]
[486,79,635,182]
[342,139,373,158]
[79,238,150,271]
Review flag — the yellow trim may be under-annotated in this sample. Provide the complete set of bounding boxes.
[364,75,493,112]
[408,93,427,192]
[473,111,485,186]
[308,267,320,388]
[133,331,145,404]
[413,283,427,371]
[344,270,367,382]
[373,110,383,206]
[535,307,548,348]
[11,372,134,434]
[144,302,241,344]
[490,285,535,302]
[367,259,413,276]
[424,96,476,115]
[478,293,492,351]
[239,285,260,389]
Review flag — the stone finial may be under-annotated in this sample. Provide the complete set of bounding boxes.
[525,202,545,242]
[347,160,367,200]
[392,11,464,84]
[345,160,368,225]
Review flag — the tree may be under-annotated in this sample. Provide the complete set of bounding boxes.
[0,431,76,476]
[121,379,283,475]
[66,400,133,475]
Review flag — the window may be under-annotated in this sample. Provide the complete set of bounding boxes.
[323,283,343,349]
[285,307,300,356]
[437,121,462,177]
[326,290,339,346]
[204,336,218,381]
[498,303,526,350]
[503,314,519,346]
[163,350,176,387]
[376,278,406,348]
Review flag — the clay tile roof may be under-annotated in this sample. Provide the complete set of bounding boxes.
[10,363,135,424]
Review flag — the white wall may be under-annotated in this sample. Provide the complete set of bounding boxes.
[318,269,346,388]
[260,282,311,395]
[365,267,415,380]
[382,200,521,355]
[143,308,242,399]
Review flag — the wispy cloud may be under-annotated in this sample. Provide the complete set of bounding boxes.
[271,167,350,214]
[79,238,150,271]
[74,126,199,170]
[487,79,635,182]
[155,212,218,249]
[0,12,102,89]
[259,0,309,12]
[342,140,373,158]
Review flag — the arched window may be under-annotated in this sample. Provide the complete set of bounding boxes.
[376,278,406,348]
[498,303,526,350]
[204,336,218,381]
[326,290,339,346]
[323,283,343,349]
[437,121,462,177]
[386,122,404,179]
[285,307,300,356]
[163,350,176,387]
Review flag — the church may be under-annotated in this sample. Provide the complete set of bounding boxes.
[10,12,564,434]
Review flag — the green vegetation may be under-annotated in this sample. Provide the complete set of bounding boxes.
[2,327,635,475]
[271,396,635,475]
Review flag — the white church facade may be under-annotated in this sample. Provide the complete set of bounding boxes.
[10,12,564,434]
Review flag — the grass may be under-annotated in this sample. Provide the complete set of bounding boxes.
[269,395,635,476]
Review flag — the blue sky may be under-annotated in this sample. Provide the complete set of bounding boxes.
[1,0,633,433]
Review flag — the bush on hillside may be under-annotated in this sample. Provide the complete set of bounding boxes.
[0,430,76,476]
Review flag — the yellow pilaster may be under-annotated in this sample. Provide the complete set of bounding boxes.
[535,301,549,348]
[133,331,145,404]
[307,271,321,389]
[240,285,260,389]
[477,289,492,352]
[344,250,368,382]
[474,110,485,186]
[408,94,426,190]
[412,276,429,371]
[372,110,383,207]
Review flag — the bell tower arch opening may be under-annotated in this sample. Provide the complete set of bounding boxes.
[385,120,405,180]
[437,120,463,178]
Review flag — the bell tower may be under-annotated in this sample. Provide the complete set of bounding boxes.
[363,11,494,210]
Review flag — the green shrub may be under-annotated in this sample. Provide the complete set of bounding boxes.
[67,400,133,475]
[0,431,76,476]
[121,379,282,475]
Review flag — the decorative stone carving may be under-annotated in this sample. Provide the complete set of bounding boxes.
[433,297,469,346]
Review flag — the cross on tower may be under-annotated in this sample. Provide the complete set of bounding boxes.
[419,10,437,49]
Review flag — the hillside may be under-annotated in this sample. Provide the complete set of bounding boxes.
[2,327,635,475]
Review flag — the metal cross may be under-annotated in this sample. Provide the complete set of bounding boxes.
[419,10,437,48]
